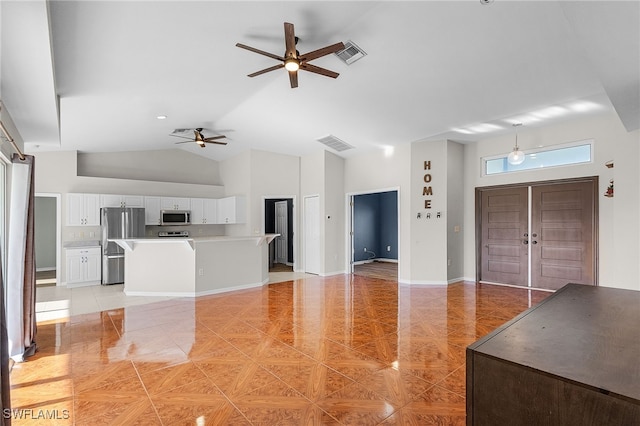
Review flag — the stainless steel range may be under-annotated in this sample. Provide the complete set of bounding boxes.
[158,231,190,238]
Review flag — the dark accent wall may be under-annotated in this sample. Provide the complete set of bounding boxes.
[265,198,294,263]
[353,191,398,262]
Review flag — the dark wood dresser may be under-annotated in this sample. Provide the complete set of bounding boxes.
[466,283,640,425]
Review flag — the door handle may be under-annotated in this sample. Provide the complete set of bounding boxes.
[523,240,528,244]
[532,240,538,244]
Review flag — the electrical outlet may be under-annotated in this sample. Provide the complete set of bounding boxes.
[387,246,391,252]
[447,259,452,266]
[364,247,367,252]
[198,268,204,276]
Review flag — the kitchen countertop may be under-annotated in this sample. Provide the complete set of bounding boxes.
[111,234,279,251]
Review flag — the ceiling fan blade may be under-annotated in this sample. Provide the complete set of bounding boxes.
[174,141,192,144]
[203,135,226,141]
[248,64,285,77]
[289,70,298,88]
[204,140,228,145]
[300,42,345,62]
[300,63,339,79]
[284,22,297,58]
[236,43,284,61]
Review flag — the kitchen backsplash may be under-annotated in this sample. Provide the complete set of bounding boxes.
[146,224,225,238]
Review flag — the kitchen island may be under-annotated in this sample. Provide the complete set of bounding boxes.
[112,235,278,297]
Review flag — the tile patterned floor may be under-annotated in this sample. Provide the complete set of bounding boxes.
[10,276,550,425]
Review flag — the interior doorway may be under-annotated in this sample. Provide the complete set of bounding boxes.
[476,177,598,291]
[347,189,399,280]
[264,197,295,272]
[34,193,62,286]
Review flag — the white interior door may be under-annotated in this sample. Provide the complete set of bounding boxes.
[275,201,288,264]
[304,196,320,275]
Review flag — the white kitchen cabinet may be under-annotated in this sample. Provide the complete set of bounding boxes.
[66,247,101,286]
[216,196,246,224]
[66,193,100,226]
[161,197,191,211]
[144,196,162,225]
[100,194,144,208]
[191,198,217,224]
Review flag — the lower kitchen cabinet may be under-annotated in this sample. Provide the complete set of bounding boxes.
[66,247,101,286]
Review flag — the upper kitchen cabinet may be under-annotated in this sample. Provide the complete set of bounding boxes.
[100,194,144,208]
[216,196,246,224]
[66,193,100,226]
[144,196,162,225]
[191,198,217,224]
[161,197,191,211]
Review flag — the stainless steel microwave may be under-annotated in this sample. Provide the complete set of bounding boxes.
[160,210,191,226]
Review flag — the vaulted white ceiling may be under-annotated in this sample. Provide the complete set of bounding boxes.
[1,1,638,162]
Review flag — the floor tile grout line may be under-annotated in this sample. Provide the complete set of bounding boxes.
[130,358,165,426]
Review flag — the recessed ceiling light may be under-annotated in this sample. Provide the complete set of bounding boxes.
[156,115,167,120]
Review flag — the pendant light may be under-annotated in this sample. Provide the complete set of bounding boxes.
[507,123,525,165]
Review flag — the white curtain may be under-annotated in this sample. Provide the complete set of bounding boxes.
[6,154,37,362]
[1,244,10,425]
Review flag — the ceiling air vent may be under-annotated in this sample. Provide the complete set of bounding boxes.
[335,40,367,65]
[171,128,194,137]
[316,135,354,152]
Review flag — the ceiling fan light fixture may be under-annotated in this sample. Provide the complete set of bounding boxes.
[507,123,525,165]
[284,58,300,72]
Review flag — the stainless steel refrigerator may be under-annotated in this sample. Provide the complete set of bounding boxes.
[101,207,145,285]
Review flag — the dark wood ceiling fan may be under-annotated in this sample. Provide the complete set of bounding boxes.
[236,22,345,88]
[172,128,227,148]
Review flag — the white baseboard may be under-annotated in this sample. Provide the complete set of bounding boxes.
[353,258,398,265]
[36,267,56,272]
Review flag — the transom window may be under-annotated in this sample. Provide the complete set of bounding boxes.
[483,139,593,176]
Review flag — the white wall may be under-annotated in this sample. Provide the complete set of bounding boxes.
[447,141,464,282]
[248,150,300,233]
[77,149,223,185]
[409,140,448,284]
[463,112,640,291]
[218,150,251,237]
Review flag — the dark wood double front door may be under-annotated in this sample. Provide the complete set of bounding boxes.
[477,178,597,290]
